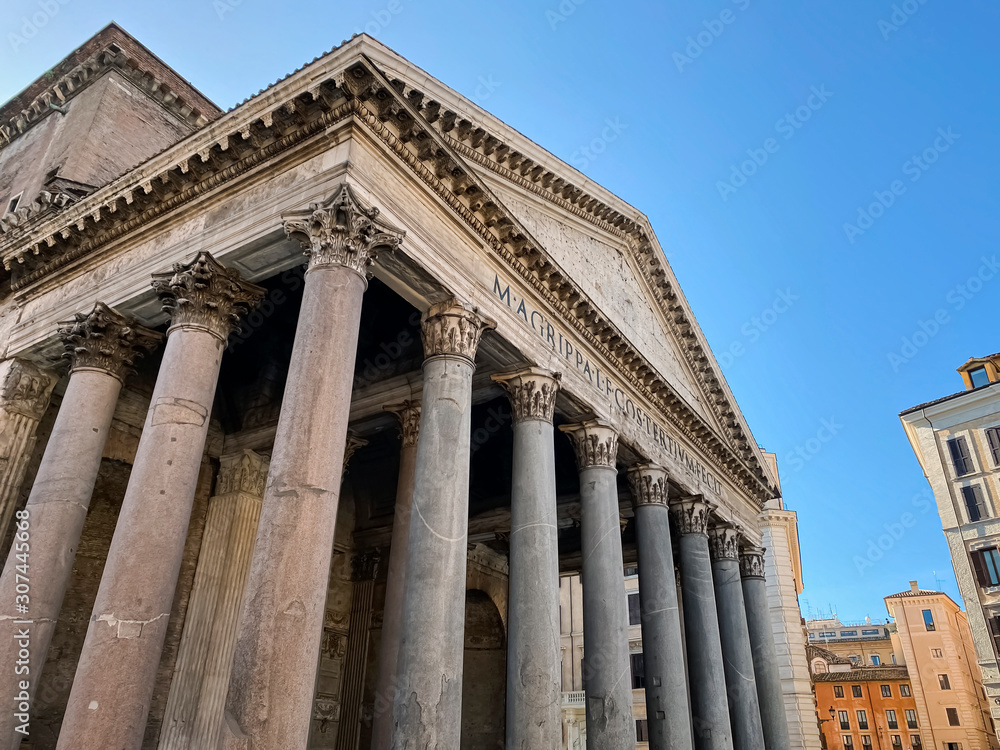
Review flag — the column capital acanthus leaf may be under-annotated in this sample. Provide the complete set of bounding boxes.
[627,462,669,508]
[708,523,741,561]
[215,449,270,498]
[420,300,496,363]
[559,419,618,470]
[668,495,712,536]
[0,359,57,419]
[57,302,162,384]
[739,545,767,580]
[491,367,560,424]
[384,400,421,447]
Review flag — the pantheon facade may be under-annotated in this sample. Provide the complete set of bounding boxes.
[0,23,808,750]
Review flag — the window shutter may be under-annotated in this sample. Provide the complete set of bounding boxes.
[986,428,1000,467]
[962,486,985,522]
[972,551,990,587]
[949,437,972,476]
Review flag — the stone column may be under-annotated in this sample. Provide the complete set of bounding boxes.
[709,524,765,750]
[559,420,635,750]
[222,185,404,750]
[0,304,159,747]
[494,368,562,750]
[390,301,494,750]
[670,497,733,750]
[57,253,263,750]
[157,450,270,750]
[336,550,380,750]
[740,546,790,750]
[0,359,57,544]
[371,400,420,748]
[627,463,693,750]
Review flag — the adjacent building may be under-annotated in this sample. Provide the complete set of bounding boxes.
[806,617,898,667]
[900,353,1000,742]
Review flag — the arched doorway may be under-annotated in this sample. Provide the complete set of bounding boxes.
[461,589,506,749]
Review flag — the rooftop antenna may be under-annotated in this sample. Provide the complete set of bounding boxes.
[933,570,947,591]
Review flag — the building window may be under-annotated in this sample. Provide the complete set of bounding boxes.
[834,685,845,698]
[857,710,869,730]
[931,648,943,658]
[862,736,873,749]
[891,735,902,749]
[871,655,881,666]
[946,708,960,726]
[841,630,858,636]
[905,709,918,729]
[972,548,1000,587]
[938,674,951,690]
[988,614,1000,657]
[630,653,645,689]
[948,436,973,476]
[970,368,991,389]
[624,566,638,577]
[628,594,641,626]
[881,684,892,698]
[844,736,854,749]
[910,736,921,748]
[986,427,1000,467]
[850,655,862,666]
[922,609,935,631]
[962,485,989,523]
[852,685,863,698]
[946,744,961,750]
[3,193,21,217]
[636,719,649,741]
[862,628,881,635]
[887,709,898,729]
[839,710,851,730]
[819,631,837,638]
[900,684,911,697]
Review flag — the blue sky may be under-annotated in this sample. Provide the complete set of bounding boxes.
[3,0,997,621]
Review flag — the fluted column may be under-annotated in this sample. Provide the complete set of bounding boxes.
[670,497,733,750]
[740,546,790,750]
[336,551,380,750]
[494,368,562,750]
[390,301,494,750]
[627,463,693,750]
[56,255,262,750]
[223,185,404,749]
[0,359,57,544]
[157,450,270,750]
[371,400,420,748]
[709,525,764,750]
[0,304,159,748]
[560,420,635,750]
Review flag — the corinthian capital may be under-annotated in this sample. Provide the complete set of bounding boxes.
[559,420,618,470]
[492,368,560,424]
[668,496,711,536]
[215,449,270,498]
[384,400,421,448]
[282,184,405,277]
[152,252,265,341]
[0,359,57,419]
[420,300,496,364]
[739,546,766,580]
[708,523,741,562]
[627,463,669,508]
[58,302,161,384]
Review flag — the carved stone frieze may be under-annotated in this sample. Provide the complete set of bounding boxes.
[491,367,560,424]
[420,300,495,363]
[708,524,741,562]
[151,251,265,341]
[627,463,669,508]
[57,301,161,384]
[559,420,618,470]
[384,400,421,448]
[739,546,766,580]
[282,183,404,277]
[668,496,711,536]
[350,549,381,582]
[321,629,347,661]
[0,359,57,419]
[215,449,270,497]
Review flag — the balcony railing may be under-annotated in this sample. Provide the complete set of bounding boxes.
[562,691,586,707]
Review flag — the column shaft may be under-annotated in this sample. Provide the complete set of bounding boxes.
[336,552,379,750]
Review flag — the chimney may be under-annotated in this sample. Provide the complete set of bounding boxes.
[910,580,919,593]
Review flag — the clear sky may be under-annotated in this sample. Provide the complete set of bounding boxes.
[3,0,997,622]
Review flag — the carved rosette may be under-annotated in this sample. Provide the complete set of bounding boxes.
[420,300,496,364]
[627,463,669,508]
[342,432,368,477]
[668,496,711,536]
[559,420,618,470]
[708,524,741,562]
[57,302,161,384]
[0,360,57,419]
[739,546,767,580]
[215,449,270,497]
[350,549,381,582]
[151,251,265,341]
[384,400,421,448]
[492,368,560,424]
[282,184,405,278]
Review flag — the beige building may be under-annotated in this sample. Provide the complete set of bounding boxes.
[806,617,899,667]
[900,353,1000,742]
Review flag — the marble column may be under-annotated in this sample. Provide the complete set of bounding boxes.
[670,497,733,750]
[390,301,494,750]
[57,253,263,750]
[0,359,57,544]
[740,546,790,750]
[0,304,159,748]
[559,420,635,750]
[371,400,420,749]
[157,450,270,750]
[493,368,562,750]
[709,525,764,750]
[627,463,693,750]
[223,185,404,750]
